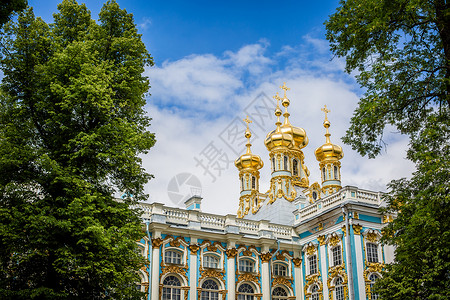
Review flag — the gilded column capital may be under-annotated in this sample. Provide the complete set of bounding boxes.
[151,238,163,248]
[317,235,326,246]
[353,224,362,235]
[226,248,238,258]
[261,252,272,263]
[293,257,302,267]
[189,244,200,255]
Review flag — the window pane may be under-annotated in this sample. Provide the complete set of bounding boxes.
[332,246,342,266]
[309,255,317,274]
[367,243,379,263]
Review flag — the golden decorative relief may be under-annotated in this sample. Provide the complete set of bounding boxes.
[152,238,163,248]
[276,253,285,261]
[160,262,189,283]
[306,245,316,256]
[198,266,225,285]
[226,248,238,258]
[261,252,272,263]
[353,212,359,219]
[272,276,293,288]
[292,257,302,267]
[329,235,340,247]
[317,235,326,246]
[237,272,260,284]
[189,244,200,255]
[382,215,394,223]
[318,223,323,231]
[327,263,347,289]
[366,231,379,243]
[353,224,362,235]
[341,225,346,236]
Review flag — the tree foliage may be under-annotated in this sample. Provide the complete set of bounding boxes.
[0,0,155,299]
[0,0,27,27]
[326,0,449,157]
[326,0,450,299]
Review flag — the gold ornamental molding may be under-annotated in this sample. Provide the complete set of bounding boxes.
[317,235,326,246]
[353,224,363,235]
[328,234,340,247]
[306,245,316,256]
[160,262,189,283]
[181,286,189,300]
[226,248,238,258]
[292,257,302,268]
[152,238,163,248]
[189,244,200,255]
[261,252,272,263]
[198,266,226,286]
[366,231,379,243]
[272,276,293,289]
[237,272,260,284]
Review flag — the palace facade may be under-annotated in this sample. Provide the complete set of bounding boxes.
[137,84,394,300]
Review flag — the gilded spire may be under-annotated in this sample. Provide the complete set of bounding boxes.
[243,116,252,154]
[315,105,343,162]
[321,105,331,143]
[280,82,291,126]
[273,92,282,131]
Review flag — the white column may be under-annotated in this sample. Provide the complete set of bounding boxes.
[190,242,198,300]
[319,243,329,299]
[353,233,365,300]
[293,258,303,300]
[261,259,270,300]
[227,249,237,300]
[151,239,162,300]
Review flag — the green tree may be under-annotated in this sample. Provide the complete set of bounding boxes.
[0,0,155,299]
[0,0,27,27]
[325,0,449,299]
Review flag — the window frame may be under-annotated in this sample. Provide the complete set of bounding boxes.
[201,279,220,300]
[308,255,318,275]
[162,275,182,300]
[203,253,220,269]
[331,245,342,267]
[272,286,288,300]
[366,243,379,263]
[369,273,380,300]
[237,283,255,300]
[164,249,183,265]
[272,262,288,277]
[238,258,255,273]
[334,277,345,300]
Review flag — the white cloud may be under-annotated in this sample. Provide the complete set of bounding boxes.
[138,17,152,31]
[142,38,415,215]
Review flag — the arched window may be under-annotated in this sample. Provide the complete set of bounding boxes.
[292,159,298,175]
[165,250,182,264]
[162,275,181,300]
[311,285,320,300]
[238,283,254,300]
[283,156,288,170]
[239,258,255,272]
[322,167,326,180]
[272,286,288,300]
[308,255,317,275]
[334,277,344,300]
[366,243,379,263]
[272,157,276,171]
[203,254,219,269]
[251,176,256,189]
[241,177,244,191]
[332,245,342,266]
[369,274,380,300]
[273,262,287,276]
[334,166,338,180]
[201,279,219,300]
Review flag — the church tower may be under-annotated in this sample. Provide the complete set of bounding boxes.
[264,83,309,204]
[314,105,344,195]
[234,117,263,218]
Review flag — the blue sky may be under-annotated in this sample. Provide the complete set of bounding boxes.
[26,1,414,214]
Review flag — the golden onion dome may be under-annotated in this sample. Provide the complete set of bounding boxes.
[315,106,344,162]
[264,92,293,151]
[235,117,264,171]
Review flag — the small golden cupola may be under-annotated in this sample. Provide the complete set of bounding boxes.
[314,105,344,195]
[235,117,263,218]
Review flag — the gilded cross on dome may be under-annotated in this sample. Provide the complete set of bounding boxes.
[321,105,330,121]
[273,92,281,107]
[280,82,290,98]
[243,116,252,129]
